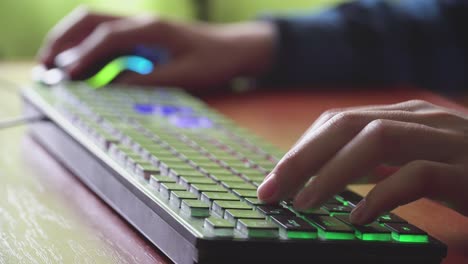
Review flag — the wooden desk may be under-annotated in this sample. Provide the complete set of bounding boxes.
[1,61,467,263]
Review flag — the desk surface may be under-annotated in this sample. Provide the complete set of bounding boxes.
[1,61,467,264]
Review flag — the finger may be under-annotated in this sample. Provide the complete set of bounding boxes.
[349,160,468,225]
[38,6,118,68]
[294,100,437,147]
[352,164,400,184]
[257,109,465,203]
[292,119,467,210]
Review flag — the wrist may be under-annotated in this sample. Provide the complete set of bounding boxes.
[218,21,276,77]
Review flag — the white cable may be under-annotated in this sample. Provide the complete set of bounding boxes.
[0,115,46,130]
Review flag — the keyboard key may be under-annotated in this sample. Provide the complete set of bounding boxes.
[232,189,258,198]
[179,176,215,188]
[384,223,428,243]
[181,200,210,217]
[212,201,252,217]
[204,217,235,237]
[135,163,160,180]
[257,205,295,216]
[244,198,265,207]
[377,213,407,224]
[305,215,355,240]
[335,190,363,206]
[221,182,257,190]
[224,209,265,224]
[322,204,354,214]
[271,215,317,239]
[236,219,278,238]
[169,190,198,208]
[334,215,391,242]
[190,184,227,197]
[159,183,187,199]
[200,192,239,204]
[149,174,176,191]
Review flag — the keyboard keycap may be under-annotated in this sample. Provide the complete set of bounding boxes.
[224,209,265,224]
[212,201,252,217]
[305,215,355,240]
[236,219,278,238]
[204,217,235,237]
[271,215,317,239]
[200,192,239,204]
[377,213,407,224]
[335,215,391,242]
[322,204,354,214]
[384,223,428,243]
[181,200,210,217]
[232,189,258,198]
[169,190,198,208]
[257,205,295,216]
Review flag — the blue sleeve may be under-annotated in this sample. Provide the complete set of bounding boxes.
[260,0,468,94]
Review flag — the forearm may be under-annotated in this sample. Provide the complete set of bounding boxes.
[260,0,468,93]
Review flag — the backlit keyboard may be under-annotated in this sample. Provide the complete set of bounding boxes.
[22,83,447,264]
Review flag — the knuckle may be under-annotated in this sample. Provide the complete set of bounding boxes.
[328,111,361,130]
[406,99,432,108]
[320,109,339,120]
[362,119,393,149]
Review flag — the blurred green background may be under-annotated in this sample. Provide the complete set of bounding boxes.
[0,0,341,59]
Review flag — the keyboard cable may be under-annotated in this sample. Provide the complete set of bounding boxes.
[0,78,48,129]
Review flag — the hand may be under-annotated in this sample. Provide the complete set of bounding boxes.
[257,100,468,225]
[38,7,275,89]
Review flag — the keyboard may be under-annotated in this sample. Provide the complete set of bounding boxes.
[22,83,447,264]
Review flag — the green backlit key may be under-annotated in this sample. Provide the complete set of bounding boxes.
[322,204,354,215]
[384,223,428,243]
[257,205,295,216]
[271,215,318,239]
[210,174,245,183]
[221,182,257,190]
[135,163,160,180]
[179,176,215,188]
[224,209,265,224]
[244,198,265,206]
[190,184,226,197]
[170,169,206,178]
[306,215,355,240]
[335,215,391,242]
[212,201,252,217]
[232,189,258,198]
[169,190,198,208]
[204,217,235,237]
[160,182,188,199]
[200,192,239,204]
[149,175,176,191]
[377,213,407,224]
[181,200,210,217]
[236,219,279,238]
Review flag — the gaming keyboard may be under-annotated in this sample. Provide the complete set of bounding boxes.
[21,83,447,264]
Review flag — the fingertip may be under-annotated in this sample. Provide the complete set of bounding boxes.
[257,173,279,202]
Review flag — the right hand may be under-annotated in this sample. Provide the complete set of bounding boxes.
[38,7,276,90]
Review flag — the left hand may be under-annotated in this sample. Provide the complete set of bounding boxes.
[257,100,468,225]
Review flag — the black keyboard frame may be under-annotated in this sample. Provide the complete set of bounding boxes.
[22,87,447,264]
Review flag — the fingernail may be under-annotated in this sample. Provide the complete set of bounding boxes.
[257,173,278,201]
[55,48,80,68]
[350,199,368,225]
